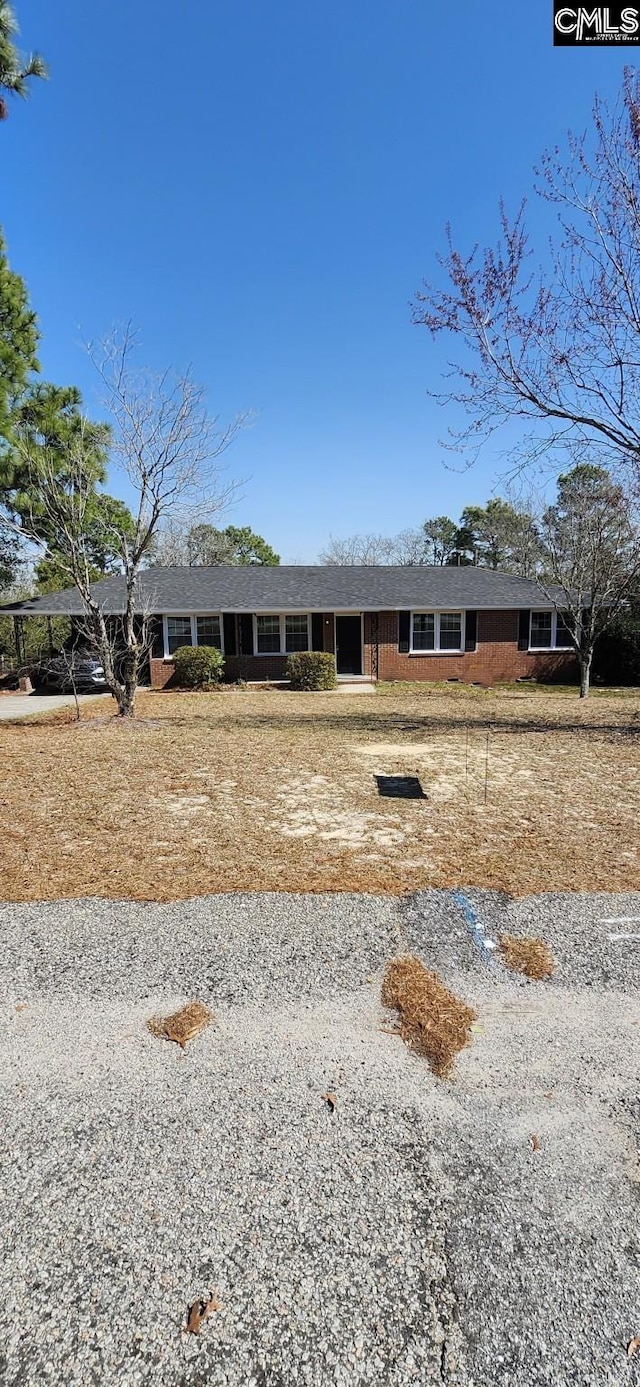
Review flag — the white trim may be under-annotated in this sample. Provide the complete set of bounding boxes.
[162,612,224,659]
[409,609,465,655]
[252,612,312,656]
[528,609,573,652]
[334,612,365,677]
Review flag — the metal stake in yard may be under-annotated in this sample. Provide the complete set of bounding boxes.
[465,726,469,793]
[484,731,489,805]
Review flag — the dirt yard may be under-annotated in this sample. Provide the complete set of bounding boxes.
[1,684,639,901]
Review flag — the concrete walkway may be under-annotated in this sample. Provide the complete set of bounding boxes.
[0,692,108,720]
[335,680,376,694]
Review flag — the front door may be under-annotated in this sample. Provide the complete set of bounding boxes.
[335,615,362,676]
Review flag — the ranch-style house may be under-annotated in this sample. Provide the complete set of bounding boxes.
[2,565,579,686]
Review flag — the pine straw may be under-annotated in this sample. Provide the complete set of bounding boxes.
[381,955,477,1078]
[147,1001,213,1048]
[0,686,639,902]
[498,934,555,980]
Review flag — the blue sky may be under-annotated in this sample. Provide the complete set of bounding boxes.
[2,2,633,561]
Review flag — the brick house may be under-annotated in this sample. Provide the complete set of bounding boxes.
[3,565,578,686]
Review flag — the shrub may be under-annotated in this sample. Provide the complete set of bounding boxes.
[172,645,224,689]
[286,650,337,691]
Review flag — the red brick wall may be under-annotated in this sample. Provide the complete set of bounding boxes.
[151,610,578,689]
[150,654,289,687]
[224,654,289,681]
[374,610,577,685]
[150,658,177,689]
[362,613,375,678]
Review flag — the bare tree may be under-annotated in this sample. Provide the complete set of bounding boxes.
[318,531,422,565]
[318,533,388,565]
[144,516,190,567]
[537,464,640,698]
[412,71,640,490]
[53,643,81,721]
[386,527,426,565]
[5,327,245,717]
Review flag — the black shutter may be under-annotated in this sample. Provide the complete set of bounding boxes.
[311,613,324,651]
[239,614,254,655]
[398,611,411,653]
[464,610,477,652]
[223,613,237,656]
[518,609,530,651]
[148,615,164,658]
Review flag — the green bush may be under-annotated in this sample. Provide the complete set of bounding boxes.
[286,650,337,691]
[172,645,224,689]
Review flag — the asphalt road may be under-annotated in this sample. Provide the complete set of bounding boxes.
[1,889,639,1386]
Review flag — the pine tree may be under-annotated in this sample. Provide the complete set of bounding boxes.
[0,229,39,482]
[0,2,46,121]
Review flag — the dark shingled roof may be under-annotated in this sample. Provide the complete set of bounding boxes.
[0,565,561,616]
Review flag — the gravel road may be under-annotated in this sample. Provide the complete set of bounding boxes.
[1,889,639,1387]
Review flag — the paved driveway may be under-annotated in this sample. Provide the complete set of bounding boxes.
[1,889,639,1386]
[0,692,109,720]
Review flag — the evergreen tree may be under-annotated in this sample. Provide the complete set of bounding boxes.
[10,384,135,587]
[204,524,280,566]
[0,229,39,478]
[422,516,460,565]
[35,496,136,592]
[460,499,540,576]
[0,2,46,121]
[152,522,280,566]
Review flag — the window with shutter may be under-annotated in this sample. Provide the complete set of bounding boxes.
[410,612,463,652]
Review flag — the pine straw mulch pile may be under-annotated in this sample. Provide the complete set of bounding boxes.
[147,1001,213,1048]
[498,934,555,980]
[381,954,477,1077]
[1,684,639,902]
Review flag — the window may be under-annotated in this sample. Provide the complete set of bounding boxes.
[256,614,281,654]
[285,614,309,653]
[253,613,311,655]
[412,613,435,651]
[530,611,572,650]
[411,611,463,653]
[166,616,192,655]
[439,612,463,650]
[555,611,572,648]
[163,614,223,657]
[196,615,221,649]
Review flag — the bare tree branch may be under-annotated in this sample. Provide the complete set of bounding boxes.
[1,328,246,717]
[412,72,640,488]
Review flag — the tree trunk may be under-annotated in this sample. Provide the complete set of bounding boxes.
[83,605,139,719]
[113,648,138,718]
[578,651,592,699]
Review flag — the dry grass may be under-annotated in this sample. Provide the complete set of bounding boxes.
[381,954,477,1077]
[499,934,555,980]
[147,1001,213,1048]
[1,684,639,901]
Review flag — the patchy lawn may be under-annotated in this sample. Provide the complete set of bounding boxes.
[1,684,639,901]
